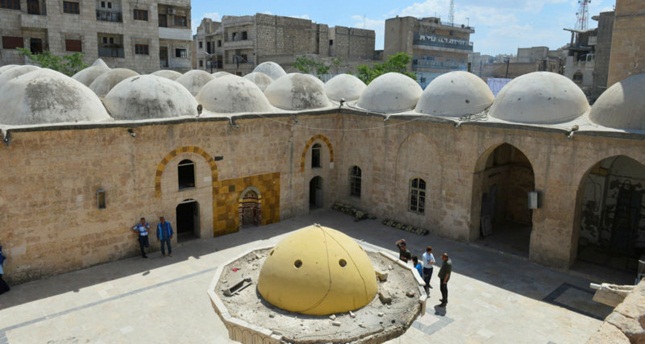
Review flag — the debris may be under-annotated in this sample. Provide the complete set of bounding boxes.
[406,290,415,297]
[231,267,240,272]
[375,271,388,282]
[222,277,252,297]
[378,290,392,305]
[349,311,356,318]
[329,314,336,320]
[332,321,341,327]
[378,312,384,317]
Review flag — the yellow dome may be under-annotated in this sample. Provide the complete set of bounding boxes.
[257,224,378,315]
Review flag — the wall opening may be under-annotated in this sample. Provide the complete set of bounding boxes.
[176,199,199,242]
[239,188,261,228]
[309,176,323,209]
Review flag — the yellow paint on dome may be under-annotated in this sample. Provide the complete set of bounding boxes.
[257,224,378,315]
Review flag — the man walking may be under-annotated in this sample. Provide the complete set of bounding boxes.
[438,253,452,307]
[157,216,174,257]
[131,217,150,258]
[422,246,435,296]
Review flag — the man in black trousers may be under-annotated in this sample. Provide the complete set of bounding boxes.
[438,253,452,307]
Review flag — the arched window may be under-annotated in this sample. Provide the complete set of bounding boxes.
[409,178,426,214]
[178,159,195,189]
[311,143,321,168]
[349,166,361,198]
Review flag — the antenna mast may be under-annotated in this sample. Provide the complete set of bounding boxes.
[449,0,455,24]
[575,0,591,31]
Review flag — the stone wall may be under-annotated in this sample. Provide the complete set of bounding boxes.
[607,0,645,86]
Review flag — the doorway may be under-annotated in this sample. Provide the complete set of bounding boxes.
[309,176,323,209]
[160,47,169,68]
[239,188,261,228]
[176,199,199,242]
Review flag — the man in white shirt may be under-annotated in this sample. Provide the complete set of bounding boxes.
[131,217,150,258]
[421,246,435,296]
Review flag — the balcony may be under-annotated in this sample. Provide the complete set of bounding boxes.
[96,9,122,23]
[99,47,124,58]
[20,13,49,29]
[224,39,253,49]
[159,27,192,41]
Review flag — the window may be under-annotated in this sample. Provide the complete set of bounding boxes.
[409,178,426,214]
[349,166,362,198]
[1,36,24,49]
[174,15,187,27]
[311,143,321,168]
[199,60,203,67]
[158,14,167,27]
[133,9,148,21]
[217,40,222,47]
[175,48,187,58]
[242,31,248,40]
[135,44,149,55]
[65,39,82,52]
[198,41,203,49]
[329,39,333,46]
[178,159,195,189]
[63,1,79,14]
[0,0,20,10]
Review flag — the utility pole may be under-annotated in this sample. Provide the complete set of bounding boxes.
[575,0,590,31]
[449,0,455,24]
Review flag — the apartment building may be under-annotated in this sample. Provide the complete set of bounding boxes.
[194,13,376,75]
[0,0,192,73]
[384,16,474,88]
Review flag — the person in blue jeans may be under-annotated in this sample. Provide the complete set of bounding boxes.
[157,216,174,257]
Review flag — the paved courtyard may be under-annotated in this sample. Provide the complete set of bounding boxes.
[0,209,631,344]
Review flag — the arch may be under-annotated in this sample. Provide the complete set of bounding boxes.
[470,142,535,256]
[573,155,645,273]
[299,134,334,172]
[238,186,262,228]
[154,146,218,197]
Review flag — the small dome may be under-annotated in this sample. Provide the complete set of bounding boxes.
[325,74,366,101]
[174,70,214,96]
[357,73,422,113]
[489,72,589,124]
[0,69,111,125]
[150,70,182,80]
[212,71,231,78]
[243,72,273,91]
[89,68,139,97]
[0,65,40,86]
[264,73,331,110]
[0,64,18,74]
[415,71,494,117]
[589,73,645,130]
[103,75,197,120]
[196,74,273,113]
[253,62,287,80]
[72,59,110,86]
[257,225,378,316]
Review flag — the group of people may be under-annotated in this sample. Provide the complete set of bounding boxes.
[396,239,452,308]
[131,217,174,258]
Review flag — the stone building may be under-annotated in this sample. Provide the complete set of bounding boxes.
[193,14,376,75]
[607,0,645,85]
[384,16,474,88]
[0,0,192,73]
[0,62,643,287]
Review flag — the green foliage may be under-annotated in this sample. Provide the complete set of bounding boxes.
[356,52,416,84]
[17,48,88,76]
[293,55,330,79]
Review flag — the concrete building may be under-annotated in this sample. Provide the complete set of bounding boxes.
[607,0,645,85]
[470,48,565,81]
[0,63,643,288]
[0,0,193,73]
[590,11,615,99]
[193,14,376,75]
[384,16,474,88]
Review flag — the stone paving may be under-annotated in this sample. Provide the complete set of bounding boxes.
[0,209,631,344]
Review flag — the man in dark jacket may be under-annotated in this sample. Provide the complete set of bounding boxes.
[157,217,174,257]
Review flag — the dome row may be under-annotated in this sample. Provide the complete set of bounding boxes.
[0,61,643,131]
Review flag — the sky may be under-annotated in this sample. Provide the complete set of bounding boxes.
[191,0,616,56]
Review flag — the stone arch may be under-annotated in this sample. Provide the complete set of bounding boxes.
[238,186,262,229]
[299,134,334,172]
[155,146,218,198]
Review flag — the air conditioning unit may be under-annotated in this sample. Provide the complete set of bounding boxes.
[167,7,175,15]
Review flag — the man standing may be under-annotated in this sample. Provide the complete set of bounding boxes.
[131,218,150,258]
[421,246,436,296]
[0,245,10,294]
[438,253,452,307]
[395,239,412,263]
[157,216,174,257]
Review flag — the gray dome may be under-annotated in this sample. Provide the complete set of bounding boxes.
[489,72,589,124]
[196,74,273,113]
[243,72,273,91]
[103,75,198,120]
[589,73,645,130]
[415,71,494,117]
[72,59,110,86]
[212,71,231,78]
[0,68,111,125]
[175,70,215,96]
[325,74,366,102]
[89,68,139,97]
[0,65,40,86]
[0,64,18,74]
[357,73,422,113]
[264,73,331,110]
[253,62,287,80]
[150,70,183,80]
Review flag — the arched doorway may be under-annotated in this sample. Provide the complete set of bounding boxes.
[475,143,535,257]
[575,156,645,274]
[176,199,200,242]
[309,176,323,209]
[239,187,261,229]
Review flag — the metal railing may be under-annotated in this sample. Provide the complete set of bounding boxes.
[96,9,122,22]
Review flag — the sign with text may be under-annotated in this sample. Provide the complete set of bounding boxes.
[414,33,473,51]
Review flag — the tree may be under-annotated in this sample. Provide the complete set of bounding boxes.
[356,52,416,84]
[293,55,329,79]
[17,48,88,76]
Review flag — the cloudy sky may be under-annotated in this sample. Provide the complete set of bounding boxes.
[191,0,615,56]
